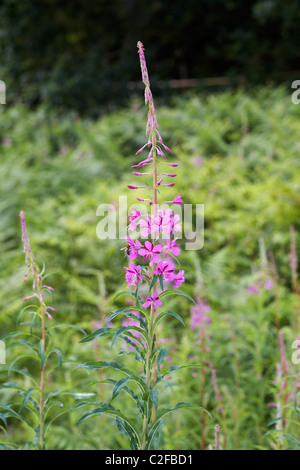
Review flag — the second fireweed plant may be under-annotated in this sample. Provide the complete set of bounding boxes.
[78,42,209,450]
[0,212,60,449]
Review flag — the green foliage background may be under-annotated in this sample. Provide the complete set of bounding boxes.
[0,87,299,449]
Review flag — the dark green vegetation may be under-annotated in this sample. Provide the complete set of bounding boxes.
[0,87,299,449]
[1,0,299,115]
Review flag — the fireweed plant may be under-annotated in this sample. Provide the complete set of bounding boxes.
[0,212,77,450]
[77,42,210,450]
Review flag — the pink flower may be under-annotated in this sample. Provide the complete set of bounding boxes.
[153,261,175,281]
[159,162,178,167]
[126,237,142,260]
[42,285,54,291]
[190,298,211,331]
[141,293,162,310]
[139,216,152,237]
[128,210,142,231]
[163,238,180,256]
[152,210,173,234]
[160,337,171,344]
[264,280,273,290]
[159,173,177,178]
[20,210,37,285]
[173,195,183,205]
[193,156,203,167]
[170,214,182,233]
[46,306,56,320]
[127,185,149,190]
[138,241,162,263]
[23,294,37,301]
[124,264,143,287]
[248,285,260,294]
[173,270,185,288]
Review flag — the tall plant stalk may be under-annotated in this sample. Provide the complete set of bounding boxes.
[77,41,209,450]
[19,210,56,449]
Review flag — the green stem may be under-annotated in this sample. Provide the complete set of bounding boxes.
[141,124,158,449]
[141,307,155,449]
[36,273,46,450]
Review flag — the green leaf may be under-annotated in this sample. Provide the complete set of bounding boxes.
[111,326,130,347]
[146,403,205,450]
[104,308,127,323]
[116,417,139,450]
[44,407,74,436]
[149,389,159,411]
[149,275,158,291]
[47,323,87,336]
[75,361,146,394]
[113,290,143,304]
[104,310,148,330]
[20,388,37,412]
[150,402,211,433]
[46,348,63,368]
[124,306,150,322]
[157,348,167,372]
[0,332,22,342]
[111,376,130,401]
[145,420,164,450]
[8,355,39,376]
[79,327,114,343]
[111,325,148,350]
[122,312,148,330]
[154,311,185,329]
[159,289,195,304]
[0,405,35,430]
[155,364,209,385]
[76,405,141,448]
[120,336,145,360]
[90,379,144,415]
[76,360,123,371]
[1,366,38,386]
[0,383,25,393]
[159,275,164,291]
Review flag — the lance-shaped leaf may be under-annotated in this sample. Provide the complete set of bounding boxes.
[75,361,146,394]
[159,289,195,304]
[149,275,158,291]
[111,376,130,401]
[79,327,114,343]
[149,389,159,411]
[46,348,63,368]
[19,387,37,412]
[159,275,164,291]
[113,290,143,304]
[104,308,127,324]
[116,417,139,450]
[90,378,144,415]
[147,402,211,448]
[156,348,167,372]
[0,405,35,431]
[105,309,148,330]
[120,336,145,361]
[155,364,210,385]
[77,406,141,448]
[112,326,148,349]
[154,311,185,329]
[48,323,87,336]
